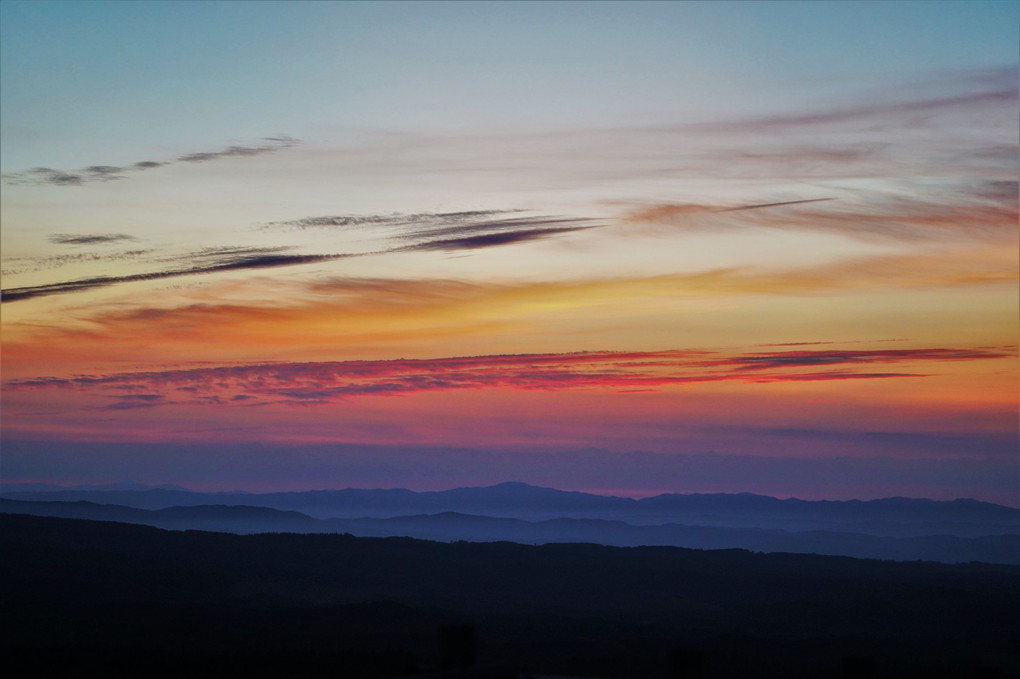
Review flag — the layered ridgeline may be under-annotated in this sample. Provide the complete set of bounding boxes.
[2,482,1017,563]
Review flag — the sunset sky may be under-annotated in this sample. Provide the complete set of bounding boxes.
[2,1,1017,504]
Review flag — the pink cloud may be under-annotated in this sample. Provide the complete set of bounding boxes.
[7,346,1009,410]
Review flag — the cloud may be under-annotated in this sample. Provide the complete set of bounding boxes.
[625,191,1018,244]
[4,167,86,186]
[625,199,836,223]
[3,212,601,302]
[175,136,298,162]
[396,214,585,239]
[0,249,153,277]
[101,394,168,410]
[264,210,542,233]
[716,198,838,213]
[974,180,1019,202]
[1,246,352,303]
[268,214,419,230]
[268,210,599,251]
[402,223,595,252]
[724,348,1010,371]
[1,136,299,186]
[8,346,1007,407]
[9,165,131,185]
[49,233,137,246]
[684,80,1018,134]
[82,165,126,181]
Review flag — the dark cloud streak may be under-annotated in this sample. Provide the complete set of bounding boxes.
[403,224,596,252]
[263,210,518,231]
[2,136,299,186]
[727,348,1006,371]
[1,249,352,303]
[176,136,298,162]
[717,198,837,212]
[49,233,137,246]
[4,211,601,302]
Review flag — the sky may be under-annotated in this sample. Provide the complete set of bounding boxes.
[1,0,1017,504]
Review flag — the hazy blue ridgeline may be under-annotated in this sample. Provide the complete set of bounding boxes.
[2,482,1018,564]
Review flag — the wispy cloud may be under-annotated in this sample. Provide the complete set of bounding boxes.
[49,233,137,246]
[175,136,298,162]
[265,210,513,231]
[3,167,90,186]
[625,191,1017,244]
[1,249,153,277]
[400,222,596,252]
[2,212,601,303]
[263,210,598,249]
[624,199,837,224]
[8,346,1009,409]
[682,75,1018,133]
[716,198,839,213]
[724,348,1011,371]
[1,136,299,186]
[1,246,350,303]
[102,394,167,410]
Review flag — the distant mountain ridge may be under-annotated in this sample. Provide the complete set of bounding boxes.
[2,481,1016,538]
[3,497,1018,564]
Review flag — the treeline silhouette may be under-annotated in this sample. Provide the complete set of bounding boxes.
[2,513,1018,678]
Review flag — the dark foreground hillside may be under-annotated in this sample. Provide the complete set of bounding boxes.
[2,513,1018,678]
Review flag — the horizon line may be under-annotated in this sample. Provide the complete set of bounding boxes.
[1,479,1015,508]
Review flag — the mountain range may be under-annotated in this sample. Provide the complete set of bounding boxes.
[2,481,1017,564]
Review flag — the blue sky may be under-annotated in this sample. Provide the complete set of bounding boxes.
[3,1,1017,169]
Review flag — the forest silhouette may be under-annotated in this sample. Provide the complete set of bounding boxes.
[3,513,1018,678]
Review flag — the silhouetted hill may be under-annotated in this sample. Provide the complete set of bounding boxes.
[2,513,1018,678]
[3,482,1016,537]
[3,498,1018,564]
